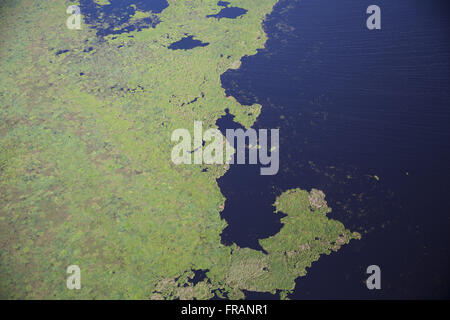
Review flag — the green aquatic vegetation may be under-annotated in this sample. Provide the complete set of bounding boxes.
[0,0,359,299]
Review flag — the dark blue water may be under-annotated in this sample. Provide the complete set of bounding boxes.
[207,1,248,20]
[77,0,169,36]
[218,0,450,299]
[168,35,210,50]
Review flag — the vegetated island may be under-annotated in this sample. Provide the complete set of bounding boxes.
[0,0,359,299]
